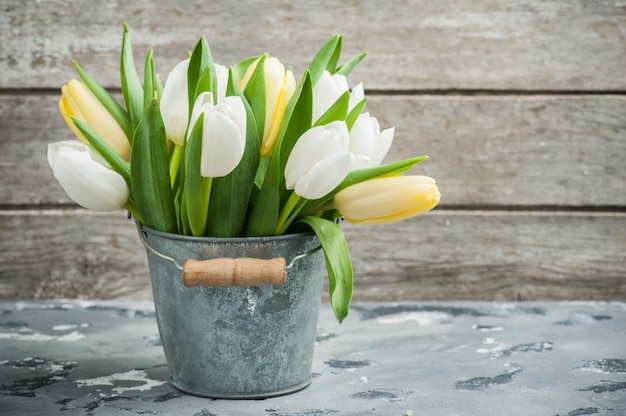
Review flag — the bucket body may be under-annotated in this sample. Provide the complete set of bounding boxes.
[140,226,325,399]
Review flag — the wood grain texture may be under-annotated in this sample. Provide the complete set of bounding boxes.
[0,210,151,300]
[345,211,626,301]
[2,94,624,207]
[0,0,624,302]
[1,210,624,301]
[1,0,625,90]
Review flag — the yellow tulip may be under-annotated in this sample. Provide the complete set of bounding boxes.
[59,79,131,161]
[240,57,296,157]
[334,175,440,225]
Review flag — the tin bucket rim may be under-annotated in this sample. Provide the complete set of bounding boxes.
[138,224,316,245]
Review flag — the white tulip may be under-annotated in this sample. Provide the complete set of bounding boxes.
[188,92,247,177]
[348,113,394,170]
[161,59,232,146]
[47,140,129,211]
[312,70,364,123]
[284,121,355,199]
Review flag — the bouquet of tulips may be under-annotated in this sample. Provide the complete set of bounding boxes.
[47,25,440,322]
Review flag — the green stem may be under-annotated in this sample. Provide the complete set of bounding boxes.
[169,144,183,188]
[275,192,307,235]
[201,176,213,235]
[301,200,335,218]
[124,201,144,224]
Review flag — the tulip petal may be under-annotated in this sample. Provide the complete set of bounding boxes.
[335,175,440,225]
[48,141,129,211]
[349,82,365,111]
[200,110,245,177]
[214,63,228,103]
[59,94,87,144]
[221,95,247,138]
[312,70,346,122]
[349,114,394,169]
[263,57,285,133]
[59,79,131,161]
[64,80,131,161]
[261,65,296,156]
[369,126,394,167]
[348,114,374,168]
[294,152,354,199]
[188,92,214,140]
[285,121,349,189]
[160,58,190,146]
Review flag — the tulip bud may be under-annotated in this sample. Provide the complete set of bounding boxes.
[334,175,440,225]
[59,79,131,161]
[47,140,130,211]
[284,121,354,199]
[240,56,296,157]
[189,92,247,177]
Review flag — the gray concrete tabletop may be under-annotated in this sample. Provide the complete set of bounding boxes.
[1,300,625,416]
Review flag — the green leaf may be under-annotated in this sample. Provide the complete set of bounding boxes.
[253,155,269,189]
[206,70,261,237]
[231,55,260,82]
[326,35,343,73]
[313,90,349,127]
[130,99,177,233]
[341,155,429,188]
[179,191,191,235]
[71,117,131,186]
[337,51,367,76]
[143,49,155,110]
[277,71,313,174]
[346,98,368,130]
[308,34,342,85]
[183,113,206,236]
[120,23,144,138]
[245,170,280,236]
[172,145,186,232]
[298,216,353,323]
[73,61,132,139]
[194,68,213,99]
[155,73,163,100]
[187,36,216,111]
[242,54,267,144]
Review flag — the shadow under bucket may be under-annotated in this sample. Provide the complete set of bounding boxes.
[139,225,325,399]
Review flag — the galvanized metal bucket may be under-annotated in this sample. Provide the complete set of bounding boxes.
[138,225,325,399]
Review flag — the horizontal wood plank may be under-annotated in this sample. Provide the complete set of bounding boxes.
[0,210,152,301]
[2,94,624,207]
[370,94,626,207]
[1,0,624,90]
[1,0,624,304]
[0,210,624,302]
[345,211,626,301]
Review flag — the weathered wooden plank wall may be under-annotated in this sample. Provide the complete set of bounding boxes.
[1,0,625,302]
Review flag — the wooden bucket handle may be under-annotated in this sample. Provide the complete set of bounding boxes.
[182,257,287,287]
